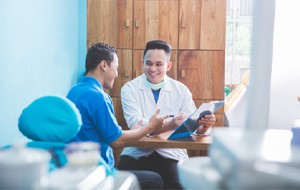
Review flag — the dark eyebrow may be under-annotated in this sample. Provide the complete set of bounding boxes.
[146,60,163,64]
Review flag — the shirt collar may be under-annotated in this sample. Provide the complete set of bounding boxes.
[81,76,104,91]
[139,74,174,91]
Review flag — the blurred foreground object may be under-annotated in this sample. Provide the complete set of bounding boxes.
[0,143,50,189]
[178,128,300,189]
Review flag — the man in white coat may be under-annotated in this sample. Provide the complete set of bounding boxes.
[117,40,216,189]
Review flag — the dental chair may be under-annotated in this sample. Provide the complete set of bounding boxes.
[17,96,140,189]
[18,95,82,170]
[18,96,111,171]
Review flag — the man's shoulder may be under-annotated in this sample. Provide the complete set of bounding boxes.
[68,83,106,102]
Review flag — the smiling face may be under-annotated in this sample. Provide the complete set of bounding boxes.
[103,54,119,89]
[143,49,172,84]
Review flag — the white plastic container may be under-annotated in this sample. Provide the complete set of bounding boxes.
[65,141,101,168]
[0,144,50,189]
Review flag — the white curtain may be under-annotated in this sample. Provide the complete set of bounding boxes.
[268,0,300,129]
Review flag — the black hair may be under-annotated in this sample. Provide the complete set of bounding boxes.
[85,43,117,75]
[143,40,171,60]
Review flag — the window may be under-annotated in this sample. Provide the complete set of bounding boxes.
[225,0,253,90]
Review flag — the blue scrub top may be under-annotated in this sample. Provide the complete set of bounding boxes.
[67,76,122,168]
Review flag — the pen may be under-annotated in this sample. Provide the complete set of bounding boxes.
[168,114,175,117]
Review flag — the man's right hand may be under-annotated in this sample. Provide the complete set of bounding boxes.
[147,109,168,132]
[148,112,189,135]
[170,113,189,129]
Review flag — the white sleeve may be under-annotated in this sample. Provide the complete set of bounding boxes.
[180,85,197,115]
[121,83,149,129]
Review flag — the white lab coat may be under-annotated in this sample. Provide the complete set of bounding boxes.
[120,74,196,161]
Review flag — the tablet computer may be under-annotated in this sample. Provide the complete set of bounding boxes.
[167,101,224,140]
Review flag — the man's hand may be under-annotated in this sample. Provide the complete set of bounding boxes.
[149,113,189,135]
[196,114,216,134]
[169,113,189,130]
[131,119,143,130]
[147,109,169,132]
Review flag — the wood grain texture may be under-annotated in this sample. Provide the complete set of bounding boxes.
[133,50,144,78]
[125,131,211,150]
[200,0,226,50]
[168,50,178,80]
[179,0,202,49]
[179,0,226,50]
[87,0,133,48]
[133,0,179,49]
[178,50,225,99]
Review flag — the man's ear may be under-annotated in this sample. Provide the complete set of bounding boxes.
[141,59,144,66]
[99,60,108,71]
[167,61,172,71]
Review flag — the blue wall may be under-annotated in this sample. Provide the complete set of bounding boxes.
[0,0,86,146]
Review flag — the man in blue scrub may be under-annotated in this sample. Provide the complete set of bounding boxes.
[67,43,168,189]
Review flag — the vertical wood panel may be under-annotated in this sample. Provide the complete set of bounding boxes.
[178,51,224,99]
[134,0,179,49]
[167,50,178,80]
[133,50,144,77]
[200,0,226,50]
[87,0,133,48]
[179,0,226,50]
[179,0,202,49]
[211,50,225,98]
[117,0,133,48]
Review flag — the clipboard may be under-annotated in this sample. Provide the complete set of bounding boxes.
[167,101,224,140]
